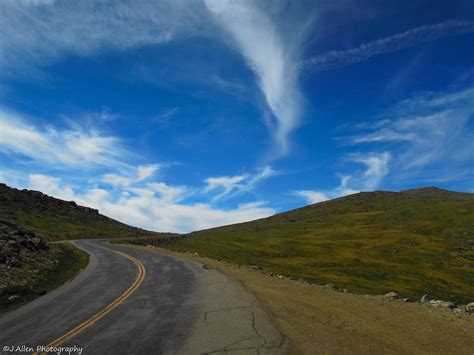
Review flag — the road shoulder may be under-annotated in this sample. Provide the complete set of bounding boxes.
[130,245,474,354]
[121,244,289,354]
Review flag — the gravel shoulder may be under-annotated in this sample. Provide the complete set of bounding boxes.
[142,246,474,354]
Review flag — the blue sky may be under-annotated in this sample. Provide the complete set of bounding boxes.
[0,0,473,232]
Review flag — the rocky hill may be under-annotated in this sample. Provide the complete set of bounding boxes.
[0,183,166,241]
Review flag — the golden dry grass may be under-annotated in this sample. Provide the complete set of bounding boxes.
[152,190,474,303]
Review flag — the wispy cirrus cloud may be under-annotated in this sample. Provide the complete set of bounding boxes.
[345,86,474,170]
[137,164,160,181]
[1,0,313,158]
[102,173,133,188]
[296,85,474,207]
[152,107,180,124]
[204,0,311,156]
[0,108,128,168]
[205,175,247,198]
[347,152,391,190]
[334,85,474,189]
[349,129,417,144]
[102,164,159,188]
[301,20,474,72]
[293,190,329,204]
[205,165,277,201]
[293,151,391,205]
[0,0,206,76]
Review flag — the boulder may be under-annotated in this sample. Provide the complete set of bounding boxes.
[428,300,457,309]
[420,294,432,303]
[465,302,474,314]
[384,292,400,299]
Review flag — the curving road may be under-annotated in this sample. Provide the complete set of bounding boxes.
[0,240,286,354]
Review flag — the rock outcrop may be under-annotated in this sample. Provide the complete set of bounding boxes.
[0,183,166,241]
[0,220,49,268]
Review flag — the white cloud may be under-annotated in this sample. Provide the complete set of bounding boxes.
[247,165,278,187]
[205,175,247,196]
[148,182,186,203]
[334,175,360,197]
[345,87,474,172]
[204,165,277,200]
[103,174,132,187]
[64,132,122,165]
[153,107,180,123]
[82,107,121,122]
[137,164,159,181]
[348,152,391,190]
[302,20,474,72]
[27,174,275,233]
[294,151,391,205]
[0,0,206,76]
[102,164,161,188]
[29,174,75,201]
[204,0,306,156]
[0,103,276,233]
[0,108,127,168]
[293,190,329,204]
[0,113,52,158]
[1,1,313,157]
[350,129,417,143]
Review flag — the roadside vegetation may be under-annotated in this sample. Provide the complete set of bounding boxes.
[0,243,89,313]
[128,187,474,303]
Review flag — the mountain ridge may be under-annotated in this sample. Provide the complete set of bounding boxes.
[0,183,167,241]
[401,186,474,199]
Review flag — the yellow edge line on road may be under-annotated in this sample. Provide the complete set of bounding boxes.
[35,249,146,353]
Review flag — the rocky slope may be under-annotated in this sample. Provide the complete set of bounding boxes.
[1,221,53,307]
[0,183,169,241]
[0,220,88,312]
[0,220,49,270]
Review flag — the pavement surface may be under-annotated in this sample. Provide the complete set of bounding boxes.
[0,240,286,355]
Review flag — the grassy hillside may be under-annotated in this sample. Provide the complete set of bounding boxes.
[0,242,89,313]
[155,187,474,303]
[0,183,165,241]
[0,220,89,312]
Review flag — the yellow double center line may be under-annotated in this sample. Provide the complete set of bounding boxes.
[36,249,146,353]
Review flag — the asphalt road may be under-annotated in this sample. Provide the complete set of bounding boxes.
[0,240,286,354]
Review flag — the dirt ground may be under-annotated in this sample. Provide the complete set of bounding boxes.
[140,246,474,354]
